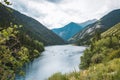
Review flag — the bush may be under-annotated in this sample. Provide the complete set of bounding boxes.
[108,49,120,60]
[91,54,104,64]
[48,72,68,80]
[80,49,94,69]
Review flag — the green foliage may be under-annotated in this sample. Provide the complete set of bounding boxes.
[91,54,104,64]
[17,32,44,60]
[108,49,120,60]
[33,49,40,58]
[80,48,93,69]
[0,25,44,80]
[80,23,120,69]
[48,72,68,80]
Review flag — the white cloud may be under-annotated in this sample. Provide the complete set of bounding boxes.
[9,0,120,29]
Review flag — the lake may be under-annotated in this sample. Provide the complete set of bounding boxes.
[16,45,86,80]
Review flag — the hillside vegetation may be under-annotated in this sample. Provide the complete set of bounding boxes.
[0,25,44,80]
[49,23,120,80]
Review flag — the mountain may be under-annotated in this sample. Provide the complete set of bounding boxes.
[52,22,83,41]
[52,19,97,41]
[0,3,66,46]
[78,19,97,27]
[69,9,120,45]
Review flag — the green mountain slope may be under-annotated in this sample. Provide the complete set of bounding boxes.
[101,23,120,37]
[0,3,66,45]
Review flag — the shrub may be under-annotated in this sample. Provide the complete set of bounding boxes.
[108,49,120,60]
[91,54,104,64]
[48,72,68,80]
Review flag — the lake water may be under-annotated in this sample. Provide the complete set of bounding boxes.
[16,45,86,80]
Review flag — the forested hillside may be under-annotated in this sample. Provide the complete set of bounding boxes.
[0,3,66,45]
[0,25,44,80]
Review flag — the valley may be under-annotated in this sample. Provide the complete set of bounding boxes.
[0,1,120,80]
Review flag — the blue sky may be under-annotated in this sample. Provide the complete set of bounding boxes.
[8,0,120,29]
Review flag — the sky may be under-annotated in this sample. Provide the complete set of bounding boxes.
[8,0,120,29]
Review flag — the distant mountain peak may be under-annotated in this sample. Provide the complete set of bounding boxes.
[62,22,81,28]
[52,22,83,41]
[52,19,97,41]
[69,22,78,24]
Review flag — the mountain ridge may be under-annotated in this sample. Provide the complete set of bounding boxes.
[0,3,66,45]
[69,9,120,45]
[52,19,96,41]
[78,19,97,27]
